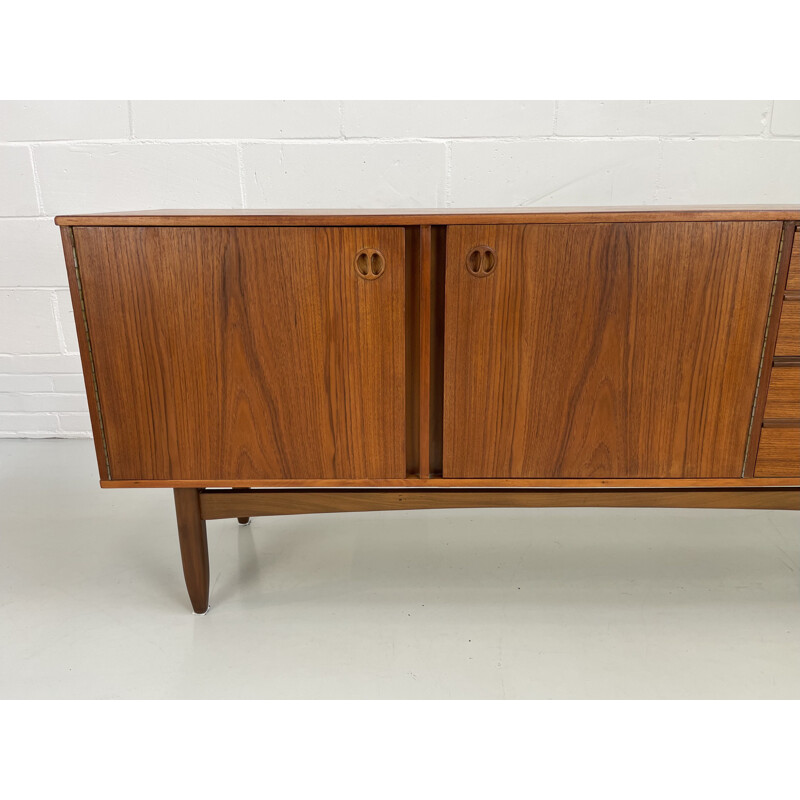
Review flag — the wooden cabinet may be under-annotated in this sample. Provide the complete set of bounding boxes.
[56,208,800,612]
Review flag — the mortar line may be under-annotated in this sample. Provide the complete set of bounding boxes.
[236,141,246,207]
[49,290,70,354]
[28,145,44,215]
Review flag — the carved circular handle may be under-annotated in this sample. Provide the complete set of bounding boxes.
[354,248,385,280]
[466,245,496,277]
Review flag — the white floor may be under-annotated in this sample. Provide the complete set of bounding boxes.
[0,439,798,699]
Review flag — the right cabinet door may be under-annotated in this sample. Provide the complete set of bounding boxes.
[443,222,782,478]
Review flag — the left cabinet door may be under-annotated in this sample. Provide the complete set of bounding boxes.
[73,226,407,481]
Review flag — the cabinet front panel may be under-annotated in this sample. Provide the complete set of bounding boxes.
[74,226,406,481]
[443,222,782,478]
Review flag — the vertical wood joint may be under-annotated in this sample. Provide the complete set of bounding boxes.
[418,225,433,477]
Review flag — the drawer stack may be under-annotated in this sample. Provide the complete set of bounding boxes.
[754,226,800,477]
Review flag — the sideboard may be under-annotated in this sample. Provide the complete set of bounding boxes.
[56,208,800,613]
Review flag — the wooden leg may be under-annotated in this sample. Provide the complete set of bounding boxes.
[173,488,210,614]
[238,488,252,524]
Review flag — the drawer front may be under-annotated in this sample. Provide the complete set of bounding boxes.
[74,226,407,481]
[786,227,799,293]
[763,367,800,420]
[754,427,800,477]
[775,300,800,357]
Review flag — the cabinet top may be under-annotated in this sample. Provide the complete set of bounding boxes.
[55,206,800,227]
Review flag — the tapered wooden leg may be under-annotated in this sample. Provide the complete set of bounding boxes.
[173,488,210,614]
[237,488,252,524]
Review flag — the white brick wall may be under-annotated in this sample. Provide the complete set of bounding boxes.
[1,100,799,437]
[242,142,447,207]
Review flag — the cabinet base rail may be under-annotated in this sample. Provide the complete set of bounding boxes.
[174,487,799,614]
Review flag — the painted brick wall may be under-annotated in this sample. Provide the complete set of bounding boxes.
[1,100,799,437]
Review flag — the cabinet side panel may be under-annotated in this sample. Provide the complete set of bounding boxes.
[444,221,782,478]
[73,226,406,481]
[60,226,111,480]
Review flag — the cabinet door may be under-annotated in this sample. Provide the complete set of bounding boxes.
[74,226,406,481]
[443,222,782,478]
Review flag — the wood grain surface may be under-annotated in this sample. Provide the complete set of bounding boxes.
[428,226,447,476]
[198,487,800,519]
[754,427,800,477]
[404,227,420,476]
[55,207,800,227]
[100,476,800,489]
[60,227,111,479]
[417,225,432,476]
[74,226,406,481]
[763,367,800,419]
[787,227,800,292]
[444,221,782,478]
[742,222,796,476]
[775,300,799,357]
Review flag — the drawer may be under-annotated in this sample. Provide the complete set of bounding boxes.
[764,367,800,419]
[775,300,800,357]
[754,427,800,477]
[786,228,799,293]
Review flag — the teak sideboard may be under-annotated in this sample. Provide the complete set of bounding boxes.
[55,208,800,613]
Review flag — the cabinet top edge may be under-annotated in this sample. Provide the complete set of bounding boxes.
[55,206,800,226]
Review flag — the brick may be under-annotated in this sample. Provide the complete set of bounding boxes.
[0,218,67,287]
[0,354,82,374]
[0,393,89,412]
[52,374,86,392]
[35,143,241,215]
[556,101,769,137]
[242,142,447,207]
[449,140,660,207]
[0,290,60,353]
[342,101,554,138]
[0,146,38,215]
[655,139,800,204]
[0,101,129,142]
[55,289,79,353]
[131,101,341,140]
[0,413,59,434]
[56,413,92,433]
[771,102,800,136]
[0,374,53,392]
